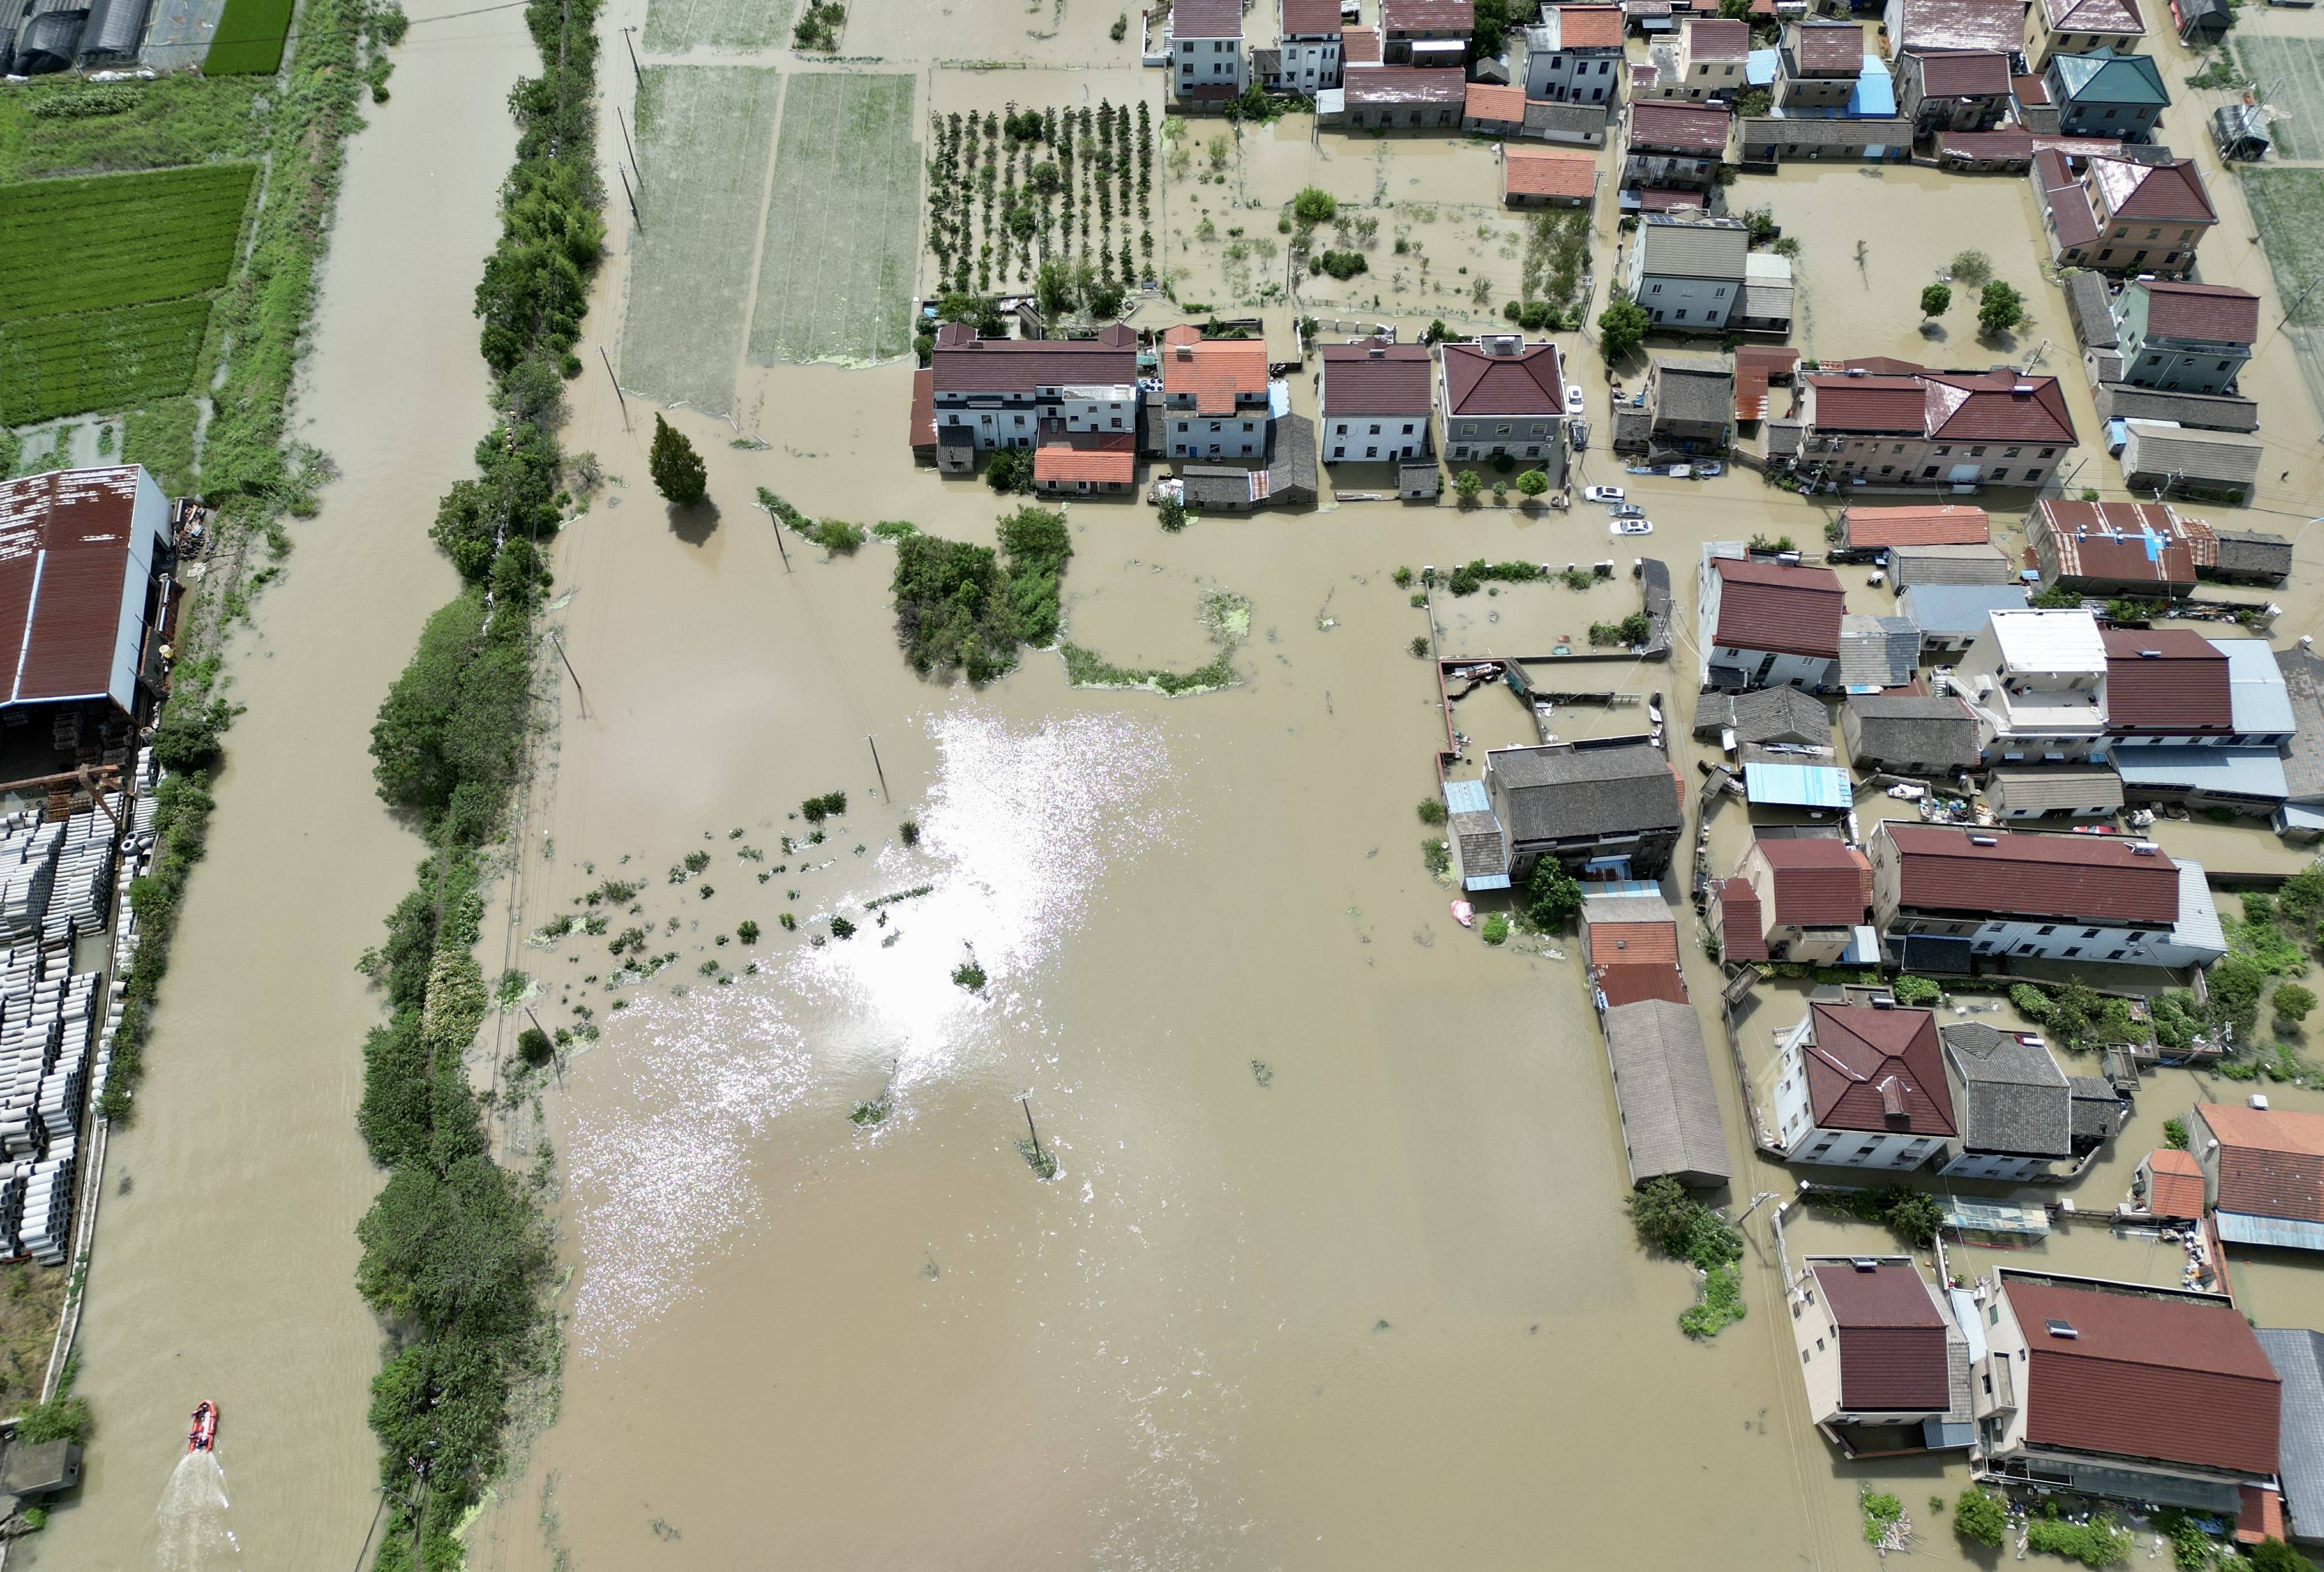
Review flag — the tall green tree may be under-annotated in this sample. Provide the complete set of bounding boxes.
[649,413,707,506]
[1976,280,2024,337]
[1598,297,1649,361]
[1919,283,1952,319]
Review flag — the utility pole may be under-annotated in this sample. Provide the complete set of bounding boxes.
[616,107,643,195]
[598,346,630,431]
[763,499,792,570]
[522,1005,563,1088]
[1019,1097,1045,1167]
[617,161,644,234]
[549,631,590,719]
[867,735,891,800]
[620,24,643,84]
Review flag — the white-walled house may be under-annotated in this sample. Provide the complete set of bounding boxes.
[1625,213,1749,332]
[1173,0,1248,106]
[928,322,1137,453]
[1768,1001,1958,1171]
[1438,335,1568,475]
[1319,339,1434,462]
[1523,4,1625,103]
[1789,1257,1971,1458]
[1949,607,2110,764]
[1278,0,1344,93]
[1698,551,1846,691]
[1937,1022,2073,1182]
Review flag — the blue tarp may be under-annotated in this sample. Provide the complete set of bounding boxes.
[2115,746,2289,802]
[1742,762,1852,808]
[1848,56,1895,118]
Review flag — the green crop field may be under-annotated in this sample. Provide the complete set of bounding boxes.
[2242,167,2324,427]
[642,0,800,52]
[0,298,212,423]
[620,66,785,416]
[204,0,295,75]
[2235,36,2324,161]
[748,73,918,365]
[0,75,269,182]
[0,164,255,322]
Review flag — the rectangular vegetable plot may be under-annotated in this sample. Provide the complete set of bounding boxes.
[619,66,784,417]
[0,298,212,423]
[204,0,296,76]
[748,73,919,366]
[0,163,257,322]
[642,0,799,52]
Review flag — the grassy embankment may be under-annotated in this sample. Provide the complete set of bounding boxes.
[351,0,603,1562]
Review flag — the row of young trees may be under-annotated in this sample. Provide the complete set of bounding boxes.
[926,100,1152,301]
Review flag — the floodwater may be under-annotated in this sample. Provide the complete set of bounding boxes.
[32,11,536,1569]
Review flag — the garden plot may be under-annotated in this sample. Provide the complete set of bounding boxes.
[2241,169,2324,421]
[2235,35,2324,160]
[620,65,785,416]
[0,164,255,320]
[747,72,918,365]
[0,298,212,424]
[642,0,798,53]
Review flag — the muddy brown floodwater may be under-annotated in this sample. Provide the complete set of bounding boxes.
[33,13,536,1570]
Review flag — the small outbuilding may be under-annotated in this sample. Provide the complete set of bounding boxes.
[1600,996,1732,1188]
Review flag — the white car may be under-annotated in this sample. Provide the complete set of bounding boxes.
[1583,485,1625,503]
[1565,383,1586,416]
[1611,519,1653,536]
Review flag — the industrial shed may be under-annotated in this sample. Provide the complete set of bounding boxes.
[0,466,172,723]
[1600,997,1732,1188]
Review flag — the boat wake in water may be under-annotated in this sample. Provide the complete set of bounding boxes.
[146,1449,237,1572]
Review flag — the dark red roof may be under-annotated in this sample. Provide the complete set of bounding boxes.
[1595,958,1690,1005]
[1627,100,1732,153]
[2035,148,2102,247]
[0,466,159,708]
[2101,627,2231,732]
[2089,154,2216,223]
[1321,339,1434,415]
[1710,557,1844,659]
[1921,370,2075,445]
[1174,0,1245,36]
[1684,16,1749,58]
[1443,340,1564,416]
[1281,0,1345,35]
[1807,375,1928,434]
[1915,47,2011,96]
[1791,20,1863,72]
[2200,1103,2324,1224]
[1381,0,1473,31]
[931,323,1136,395]
[2013,72,2051,105]
[909,367,936,451]
[2140,281,2260,346]
[2007,1276,2280,1476]
[1812,1261,1952,1412]
[1757,837,1872,927]
[1802,1003,1956,1137]
[1717,879,1771,961]
[1881,823,2181,923]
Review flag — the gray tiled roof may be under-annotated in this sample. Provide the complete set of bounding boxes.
[1653,357,1735,427]
[1636,216,1750,281]
[1847,694,1980,770]
[2066,270,2116,348]
[1731,684,1833,746]
[2279,644,2324,804]
[1839,615,1919,688]
[1490,741,1681,843]
[1889,543,2017,587]
[2211,529,2292,580]
[1602,997,1732,1186]
[1941,1022,2070,1159]
[2257,1328,2324,1543]
[2120,422,2263,488]
[1985,767,2124,815]
[2094,382,2260,433]
[2067,1075,2125,1144]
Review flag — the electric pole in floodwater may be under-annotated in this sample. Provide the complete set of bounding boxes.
[617,162,644,235]
[598,346,630,431]
[762,499,792,570]
[549,631,590,719]
[616,107,642,195]
[867,735,890,800]
[1019,1097,1046,1167]
[620,24,642,84]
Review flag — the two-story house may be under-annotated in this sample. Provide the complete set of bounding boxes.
[1380,0,1471,66]
[2111,279,2257,394]
[2036,151,2215,274]
[1769,1001,1957,1171]
[1523,4,1626,104]
[1620,100,1732,193]
[1439,335,1569,474]
[928,322,1138,467]
[1897,48,2013,133]
[1726,834,1873,964]
[2045,46,2169,140]
[1866,820,2227,970]
[2027,497,2200,596]
[1969,1271,2278,1513]
[1937,1023,2073,1181]
[1949,606,2110,763]
[2108,630,2297,815]
[2101,627,2232,752]
[1481,736,1683,880]
[1788,1257,1971,1460]
[1698,552,1847,691]
[1625,212,1749,329]
[1884,0,2024,61]
[1640,16,1750,101]
[1798,365,2074,491]
[2026,0,2144,69]
[1278,0,1344,94]
[1318,338,1433,462]
[1172,0,1248,107]
[1776,21,1866,112]
[1159,325,1272,459]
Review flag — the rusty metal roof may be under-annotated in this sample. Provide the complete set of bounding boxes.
[0,466,163,710]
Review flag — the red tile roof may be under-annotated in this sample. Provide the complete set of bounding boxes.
[1892,0,2023,54]
[1281,0,1345,35]
[1843,505,1990,549]
[1552,3,1626,47]
[2013,71,2051,105]
[1321,339,1434,415]
[1717,879,1771,960]
[2145,1147,2206,1221]
[1161,332,1269,415]
[2102,627,2231,732]
[2140,280,2261,346]
[1034,434,1135,485]
[1637,187,1709,213]
[1466,81,1526,124]
[1881,823,2182,923]
[1504,146,1598,201]
[2035,148,2101,248]
[909,366,936,451]
[931,323,1136,395]
[1381,0,1474,32]
[2239,1487,2288,1547]
[1802,1003,1956,1137]
[1344,65,1469,104]
[1627,100,1732,153]
[1734,344,1799,421]
[2039,0,2144,32]
[1758,838,1873,927]
[1174,0,1245,36]
[1916,47,2012,96]
[2006,1275,2279,1477]
[2199,1103,2324,1226]
[1921,370,2075,445]
[1791,21,1863,72]
[1444,339,1565,416]
[1807,374,1928,433]
[1591,920,1680,967]
[1342,24,1381,62]
[1812,1261,1952,1412]
[2089,154,2216,223]
[1685,16,1749,58]
[1595,959,1692,1006]
[1709,557,1844,659]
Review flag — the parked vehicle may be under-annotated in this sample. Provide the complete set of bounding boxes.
[1564,383,1585,416]
[1583,485,1625,503]
[1611,519,1653,536]
[1569,419,1589,450]
[1611,502,1645,519]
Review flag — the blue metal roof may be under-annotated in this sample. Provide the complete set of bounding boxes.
[1844,925,1882,965]
[2114,746,2289,801]
[1899,582,2030,635]
[1848,56,1895,117]
[1742,761,1852,808]
[1747,47,1779,86]
[2280,804,2324,832]
[1444,778,1490,815]
[2213,638,2297,736]
[1464,872,1513,891]
[2218,1212,2324,1251]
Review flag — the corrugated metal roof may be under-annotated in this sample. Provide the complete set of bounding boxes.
[2217,1213,2324,1250]
[1743,762,1851,808]
[2114,746,2288,800]
[1897,582,2029,636]
[2256,1329,2324,1544]
[1444,778,1490,814]
[2210,638,2297,735]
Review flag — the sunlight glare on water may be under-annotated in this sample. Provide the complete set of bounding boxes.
[565,707,1183,1355]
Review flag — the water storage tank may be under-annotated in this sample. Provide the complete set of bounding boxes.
[77,0,149,60]
[13,7,91,73]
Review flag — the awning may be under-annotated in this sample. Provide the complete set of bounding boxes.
[2216,1212,2324,1251]
[1742,761,1852,808]
[1844,925,1882,966]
